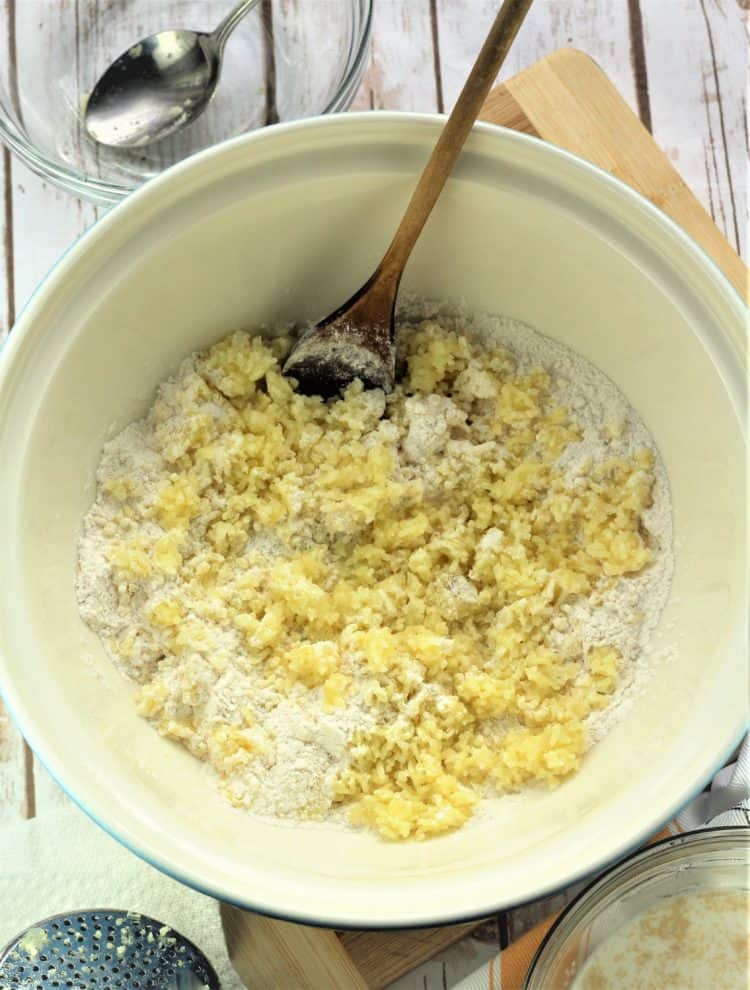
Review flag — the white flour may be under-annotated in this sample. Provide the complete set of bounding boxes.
[77,301,674,825]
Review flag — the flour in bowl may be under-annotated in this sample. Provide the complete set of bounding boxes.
[77,302,673,840]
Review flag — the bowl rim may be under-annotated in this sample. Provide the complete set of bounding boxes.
[0,111,747,929]
[0,0,373,206]
[523,825,750,988]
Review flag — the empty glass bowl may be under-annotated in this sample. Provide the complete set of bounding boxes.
[0,0,372,204]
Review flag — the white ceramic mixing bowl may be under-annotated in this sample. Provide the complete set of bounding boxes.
[0,115,746,928]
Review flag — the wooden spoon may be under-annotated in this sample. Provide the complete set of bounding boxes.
[283,0,535,397]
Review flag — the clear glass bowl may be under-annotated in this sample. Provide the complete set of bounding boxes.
[0,0,372,205]
[524,827,750,989]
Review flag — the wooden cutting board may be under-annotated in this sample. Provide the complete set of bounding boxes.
[482,48,746,299]
[221,48,748,990]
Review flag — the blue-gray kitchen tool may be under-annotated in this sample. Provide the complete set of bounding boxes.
[0,909,220,989]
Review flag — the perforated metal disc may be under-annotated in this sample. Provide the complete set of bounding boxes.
[0,910,220,989]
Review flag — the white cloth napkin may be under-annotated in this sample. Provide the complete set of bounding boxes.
[0,807,245,989]
[453,734,750,990]
[674,735,750,829]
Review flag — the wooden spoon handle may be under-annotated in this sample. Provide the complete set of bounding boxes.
[379,0,535,281]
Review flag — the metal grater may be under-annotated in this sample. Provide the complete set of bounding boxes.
[0,910,220,989]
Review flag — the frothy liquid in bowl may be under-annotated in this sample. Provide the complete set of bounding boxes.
[574,889,750,990]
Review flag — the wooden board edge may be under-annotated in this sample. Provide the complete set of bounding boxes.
[221,904,370,989]
[479,84,539,136]
[483,48,747,301]
[220,904,487,990]
[339,920,489,989]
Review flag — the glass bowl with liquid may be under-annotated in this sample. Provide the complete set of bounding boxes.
[0,0,372,205]
[524,827,749,990]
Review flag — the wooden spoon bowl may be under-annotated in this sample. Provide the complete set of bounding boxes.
[283,0,535,396]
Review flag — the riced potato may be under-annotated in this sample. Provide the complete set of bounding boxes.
[84,319,657,840]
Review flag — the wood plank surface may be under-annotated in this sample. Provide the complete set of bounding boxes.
[436,0,639,111]
[351,0,439,112]
[641,0,748,259]
[0,701,30,824]
[0,3,746,989]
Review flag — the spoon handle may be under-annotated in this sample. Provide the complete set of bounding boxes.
[378,0,535,282]
[211,0,263,51]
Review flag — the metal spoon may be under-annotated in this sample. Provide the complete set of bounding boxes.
[283,0,535,397]
[85,0,261,148]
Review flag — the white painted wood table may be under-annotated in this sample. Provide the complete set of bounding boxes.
[0,2,746,987]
